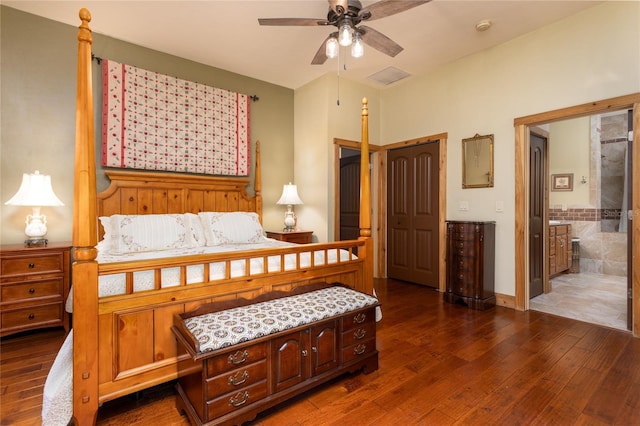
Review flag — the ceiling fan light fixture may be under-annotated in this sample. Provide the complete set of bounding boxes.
[351,32,364,58]
[326,36,339,59]
[338,22,353,46]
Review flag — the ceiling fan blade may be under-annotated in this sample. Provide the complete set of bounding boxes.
[258,18,328,26]
[329,0,349,15]
[359,26,403,57]
[360,0,431,21]
[311,35,332,65]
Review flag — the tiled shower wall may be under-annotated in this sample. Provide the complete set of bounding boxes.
[548,112,628,277]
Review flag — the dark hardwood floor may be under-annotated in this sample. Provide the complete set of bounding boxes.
[1,279,639,425]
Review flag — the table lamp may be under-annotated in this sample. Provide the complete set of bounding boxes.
[4,170,64,246]
[276,183,303,232]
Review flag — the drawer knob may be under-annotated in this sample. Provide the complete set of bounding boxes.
[353,328,367,340]
[354,343,367,355]
[229,391,249,407]
[29,288,36,294]
[353,312,366,324]
[301,349,308,357]
[28,263,35,269]
[228,370,249,386]
[28,314,35,320]
[227,350,249,365]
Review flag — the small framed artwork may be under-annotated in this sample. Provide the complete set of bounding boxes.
[551,173,573,191]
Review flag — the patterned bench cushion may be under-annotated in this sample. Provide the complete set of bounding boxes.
[184,286,379,353]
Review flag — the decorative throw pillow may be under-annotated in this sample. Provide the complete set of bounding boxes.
[107,214,196,254]
[198,212,264,245]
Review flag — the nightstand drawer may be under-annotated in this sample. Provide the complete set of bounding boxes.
[1,302,63,329]
[1,278,64,302]
[1,253,64,277]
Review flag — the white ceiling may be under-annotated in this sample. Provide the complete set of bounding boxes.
[4,0,603,90]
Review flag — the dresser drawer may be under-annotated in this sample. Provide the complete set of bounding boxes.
[206,360,268,398]
[1,278,64,302]
[1,302,63,329]
[1,253,64,277]
[206,342,268,377]
[206,380,269,421]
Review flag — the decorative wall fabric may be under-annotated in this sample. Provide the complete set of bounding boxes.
[102,60,250,176]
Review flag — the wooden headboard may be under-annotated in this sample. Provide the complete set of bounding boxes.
[96,144,262,238]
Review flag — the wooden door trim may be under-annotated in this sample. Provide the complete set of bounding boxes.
[514,93,640,337]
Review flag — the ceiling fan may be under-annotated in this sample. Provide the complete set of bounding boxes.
[258,0,431,65]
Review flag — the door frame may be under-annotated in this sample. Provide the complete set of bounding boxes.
[514,93,640,337]
[334,133,448,291]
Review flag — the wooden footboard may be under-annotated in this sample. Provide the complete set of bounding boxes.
[95,240,370,402]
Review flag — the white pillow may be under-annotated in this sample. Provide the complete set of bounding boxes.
[107,214,196,254]
[97,216,112,252]
[184,213,206,247]
[198,212,264,245]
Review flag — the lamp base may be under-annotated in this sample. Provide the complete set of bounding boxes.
[25,238,48,247]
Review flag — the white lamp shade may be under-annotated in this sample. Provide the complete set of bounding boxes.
[5,171,64,207]
[276,183,303,205]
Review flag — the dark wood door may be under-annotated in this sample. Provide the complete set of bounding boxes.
[339,153,361,241]
[387,142,439,287]
[529,132,546,298]
[627,109,633,330]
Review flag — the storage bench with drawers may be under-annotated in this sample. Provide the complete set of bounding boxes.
[171,283,380,425]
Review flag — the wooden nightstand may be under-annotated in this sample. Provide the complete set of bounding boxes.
[266,230,313,244]
[0,242,71,337]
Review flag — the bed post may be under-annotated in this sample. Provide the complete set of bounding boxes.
[359,98,374,295]
[73,8,99,425]
[255,140,263,222]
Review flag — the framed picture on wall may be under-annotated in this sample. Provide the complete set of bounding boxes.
[551,173,573,191]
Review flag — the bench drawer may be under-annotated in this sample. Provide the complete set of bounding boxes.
[206,380,269,420]
[206,359,268,398]
[342,307,376,330]
[206,342,268,377]
[342,338,376,364]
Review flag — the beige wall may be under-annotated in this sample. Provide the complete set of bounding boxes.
[373,1,639,296]
[548,117,592,207]
[294,74,380,242]
[0,6,294,244]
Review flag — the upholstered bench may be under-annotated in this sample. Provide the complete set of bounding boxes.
[172,283,380,426]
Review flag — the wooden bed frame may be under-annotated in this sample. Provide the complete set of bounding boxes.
[72,9,373,425]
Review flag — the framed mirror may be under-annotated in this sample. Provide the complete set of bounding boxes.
[462,133,494,188]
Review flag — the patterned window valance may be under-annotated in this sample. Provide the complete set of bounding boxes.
[102,60,250,176]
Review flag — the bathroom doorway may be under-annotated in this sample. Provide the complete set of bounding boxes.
[528,110,632,331]
[513,94,640,337]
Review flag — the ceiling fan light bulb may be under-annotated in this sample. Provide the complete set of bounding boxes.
[351,33,364,58]
[326,37,339,59]
[338,23,352,46]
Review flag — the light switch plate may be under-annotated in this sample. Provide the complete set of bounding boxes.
[496,201,504,212]
[459,201,469,211]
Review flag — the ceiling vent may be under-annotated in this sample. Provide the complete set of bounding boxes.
[367,66,411,86]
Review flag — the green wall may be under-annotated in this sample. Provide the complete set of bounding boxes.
[0,6,294,244]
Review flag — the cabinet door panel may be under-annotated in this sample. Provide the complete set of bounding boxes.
[272,331,306,392]
[311,321,338,375]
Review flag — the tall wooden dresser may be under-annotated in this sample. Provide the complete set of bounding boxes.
[444,221,496,310]
[0,243,71,336]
